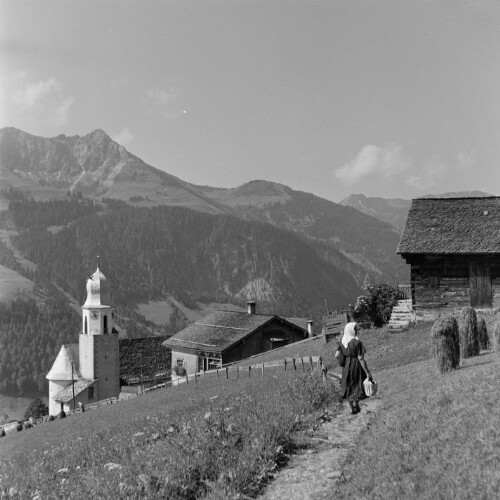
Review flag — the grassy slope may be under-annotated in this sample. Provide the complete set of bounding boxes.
[332,351,500,499]
[2,318,500,498]
[0,369,340,499]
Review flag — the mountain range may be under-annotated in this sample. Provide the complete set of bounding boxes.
[0,127,408,294]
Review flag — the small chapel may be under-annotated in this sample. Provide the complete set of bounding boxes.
[46,265,120,416]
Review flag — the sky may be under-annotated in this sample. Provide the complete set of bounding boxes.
[1,0,499,202]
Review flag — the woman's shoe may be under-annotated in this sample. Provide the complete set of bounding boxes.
[354,401,361,413]
[348,400,358,414]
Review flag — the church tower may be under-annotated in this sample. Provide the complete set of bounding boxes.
[79,264,120,401]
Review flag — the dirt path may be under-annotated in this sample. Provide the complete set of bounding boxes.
[258,395,381,500]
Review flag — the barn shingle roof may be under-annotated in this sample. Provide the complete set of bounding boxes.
[397,197,500,255]
[163,311,307,353]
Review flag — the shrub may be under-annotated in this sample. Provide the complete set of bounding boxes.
[353,283,398,326]
[0,428,5,437]
[492,322,500,352]
[58,410,66,419]
[477,317,489,350]
[48,415,55,421]
[431,315,460,373]
[458,307,479,358]
[16,423,23,432]
[23,398,49,421]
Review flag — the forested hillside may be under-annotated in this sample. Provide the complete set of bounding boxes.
[10,197,359,313]
[229,187,408,283]
[0,286,80,395]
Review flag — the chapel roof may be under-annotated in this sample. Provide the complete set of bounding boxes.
[397,197,500,255]
[46,344,81,381]
[53,378,95,403]
[163,310,308,354]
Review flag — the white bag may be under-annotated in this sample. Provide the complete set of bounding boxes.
[363,378,377,397]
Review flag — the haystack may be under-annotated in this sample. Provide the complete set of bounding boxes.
[477,317,489,350]
[431,315,460,373]
[492,322,500,352]
[458,307,479,359]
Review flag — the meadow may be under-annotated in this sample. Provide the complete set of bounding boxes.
[1,315,499,499]
[0,365,339,499]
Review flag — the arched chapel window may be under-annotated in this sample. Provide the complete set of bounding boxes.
[84,317,88,335]
[103,315,108,334]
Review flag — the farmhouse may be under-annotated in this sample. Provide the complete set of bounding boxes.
[163,301,312,376]
[46,265,169,415]
[397,197,500,319]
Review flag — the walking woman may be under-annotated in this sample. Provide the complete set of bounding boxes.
[336,322,373,414]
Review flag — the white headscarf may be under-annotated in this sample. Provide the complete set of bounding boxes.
[341,322,358,348]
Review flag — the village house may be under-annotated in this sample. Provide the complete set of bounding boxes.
[163,301,312,376]
[397,197,500,320]
[46,265,169,415]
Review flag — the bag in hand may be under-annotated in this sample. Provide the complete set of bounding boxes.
[363,378,377,397]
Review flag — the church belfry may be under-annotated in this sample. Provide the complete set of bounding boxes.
[79,265,120,400]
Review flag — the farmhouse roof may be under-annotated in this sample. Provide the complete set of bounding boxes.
[397,197,500,255]
[163,310,308,354]
[54,378,95,403]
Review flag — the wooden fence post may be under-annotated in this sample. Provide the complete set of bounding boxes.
[309,356,314,371]
[226,366,229,379]
[261,363,265,378]
[248,366,251,378]
[194,372,198,383]
[301,357,305,371]
[292,358,296,370]
[216,368,219,378]
[185,373,189,384]
[237,366,240,379]
[284,359,287,371]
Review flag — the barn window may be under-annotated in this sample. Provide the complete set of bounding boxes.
[88,387,94,399]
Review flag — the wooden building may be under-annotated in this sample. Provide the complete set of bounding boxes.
[163,301,311,376]
[397,197,500,319]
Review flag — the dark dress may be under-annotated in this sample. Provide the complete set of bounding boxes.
[340,338,366,400]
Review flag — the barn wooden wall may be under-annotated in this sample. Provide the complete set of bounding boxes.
[406,255,500,319]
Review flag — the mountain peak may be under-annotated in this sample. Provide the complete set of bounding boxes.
[84,129,112,143]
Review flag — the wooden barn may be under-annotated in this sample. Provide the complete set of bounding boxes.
[163,301,312,376]
[397,197,500,319]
